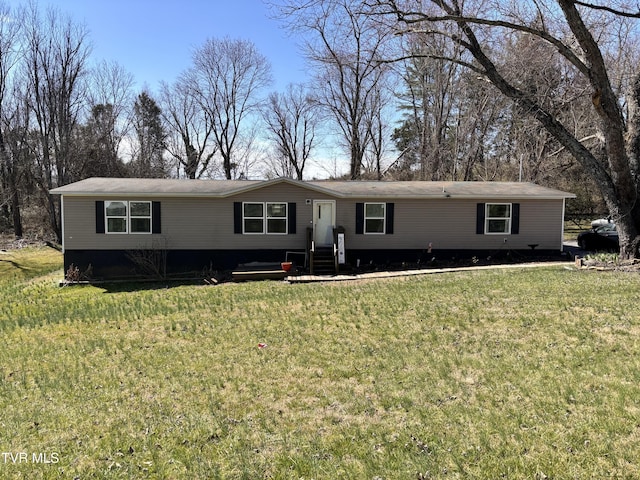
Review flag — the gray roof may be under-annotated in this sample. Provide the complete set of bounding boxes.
[50,177,575,199]
[50,177,258,196]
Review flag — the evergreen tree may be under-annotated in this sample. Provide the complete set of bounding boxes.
[132,91,167,178]
[73,104,127,178]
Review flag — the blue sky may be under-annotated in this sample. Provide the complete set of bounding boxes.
[17,0,307,92]
[7,0,353,176]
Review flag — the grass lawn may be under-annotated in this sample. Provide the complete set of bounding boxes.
[1,247,640,479]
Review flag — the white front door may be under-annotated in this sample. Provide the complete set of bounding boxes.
[313,200,336,246]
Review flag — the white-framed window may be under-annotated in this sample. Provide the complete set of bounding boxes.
[130,201,152,234]
[485,203,512,234]
[364,202,385,234]
[243,202,288,234]
[266,202,287,234]
[105,200,152,234]
[105,201,128,233]
[243,203,265,234]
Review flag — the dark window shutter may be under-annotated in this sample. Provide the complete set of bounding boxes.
[288,202,296,234]
[511,203,520,234]
[476,203,485,234]
[234,202,243,234]
[355,203,364,234]
[95,201,105,234]
[152,201,161,234]
[385,203,394,234]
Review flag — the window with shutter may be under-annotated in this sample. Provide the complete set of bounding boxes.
[480,203,519,235]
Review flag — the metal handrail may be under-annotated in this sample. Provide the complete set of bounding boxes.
[306,227,315,274]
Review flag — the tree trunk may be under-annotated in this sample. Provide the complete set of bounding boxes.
[11,185,22,238]
[451,2,639,257]
[619,74,640,259]
[0,131,22,238]
[48,194,61,244]
[223,153,233,180]
[557,0,640,258]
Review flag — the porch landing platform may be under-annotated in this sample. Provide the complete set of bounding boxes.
[286,261,573,283]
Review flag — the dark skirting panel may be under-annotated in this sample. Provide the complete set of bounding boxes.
[63,249,299,280]
[64,247,564,280]
[344,248,562,269]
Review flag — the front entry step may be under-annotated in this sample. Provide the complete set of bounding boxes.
[312,246,336,275]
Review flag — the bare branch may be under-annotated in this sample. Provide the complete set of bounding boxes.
[379,2,591,77]
[574,1,640,18]
[376,50,486,76]
[187,37,273,179]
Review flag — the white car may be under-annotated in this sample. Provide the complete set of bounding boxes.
[591,217,612,228]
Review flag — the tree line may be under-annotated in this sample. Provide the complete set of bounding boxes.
[1,0,633,253]
[0,2,317,242]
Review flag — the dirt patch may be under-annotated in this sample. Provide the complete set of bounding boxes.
[0,234,57,251]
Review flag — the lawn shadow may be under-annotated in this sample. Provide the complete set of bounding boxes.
[97,278,205,294]
[0,258,23,270]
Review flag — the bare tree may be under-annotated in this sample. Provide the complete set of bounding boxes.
[362,81,393,179]
[0,1,24,237]
[262,84,318,180]
[159,78,217,179]
[281,0,395,179]
[86,60,135,167]
[186,37,272,179]
[367,0,640,258]
[392,30,464,180]
[70,61,136,179]
[22,3,91,241]
[448,72,507,181]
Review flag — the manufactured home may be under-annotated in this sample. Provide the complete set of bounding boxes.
[50,177,574,279]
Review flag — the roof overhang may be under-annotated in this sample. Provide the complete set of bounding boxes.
[49,177,576,200]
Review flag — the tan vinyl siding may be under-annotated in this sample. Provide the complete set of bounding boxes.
[62,191,565,252]
[63,184,334,250]
[338,198,564,251]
